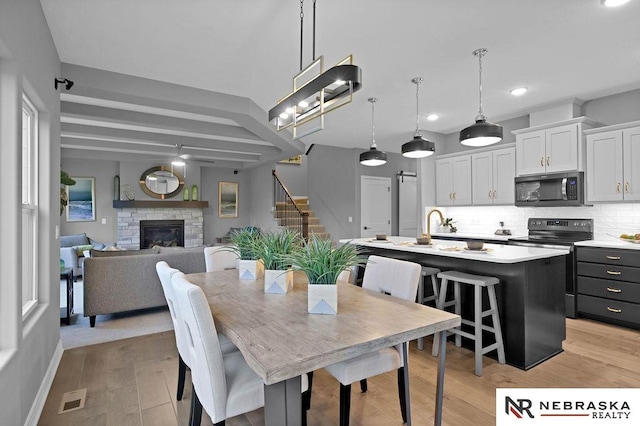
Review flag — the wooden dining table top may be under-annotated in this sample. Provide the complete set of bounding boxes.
[185,270,461,385]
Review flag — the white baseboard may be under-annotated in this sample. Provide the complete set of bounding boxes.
[24,339,63,426]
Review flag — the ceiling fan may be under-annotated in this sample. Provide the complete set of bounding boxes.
[170,144,217,166]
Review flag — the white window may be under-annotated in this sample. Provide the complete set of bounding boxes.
[21,94,38,318]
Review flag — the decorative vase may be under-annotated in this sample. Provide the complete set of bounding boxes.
[238,259,264,280]
[191,184,198,201]
[308,283,338,315]
[183,186,190,201]
[264,269,293,294]
[113,175,120,201]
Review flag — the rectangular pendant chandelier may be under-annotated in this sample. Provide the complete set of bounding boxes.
[268,54,362,139]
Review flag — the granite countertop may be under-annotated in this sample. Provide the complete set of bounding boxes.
[341,237,569,264]
[575,240,640,250]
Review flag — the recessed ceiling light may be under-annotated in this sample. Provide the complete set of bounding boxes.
[509,87,528,96]
[426,113,439,121]
[601,0,630,7]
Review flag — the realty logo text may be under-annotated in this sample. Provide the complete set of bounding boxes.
[505,395,631,420]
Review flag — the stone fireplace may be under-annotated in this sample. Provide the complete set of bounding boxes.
[116,207,204,250]
[140,220,184,249]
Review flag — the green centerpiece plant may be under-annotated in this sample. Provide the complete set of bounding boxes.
[289,235,364,314]
[229,227,263,280]
[251,229,302,293]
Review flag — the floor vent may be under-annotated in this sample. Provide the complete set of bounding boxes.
[58,388,87,414]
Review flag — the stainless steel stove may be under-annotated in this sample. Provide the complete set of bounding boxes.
[509,218,594,318]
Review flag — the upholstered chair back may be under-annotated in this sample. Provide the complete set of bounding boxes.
[204,246,238,272]
[362,255,421,302]
[171,272,228,420]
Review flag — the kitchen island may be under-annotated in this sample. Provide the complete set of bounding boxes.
[341,237,570,370]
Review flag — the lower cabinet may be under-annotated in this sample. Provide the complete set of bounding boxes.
[577,246,640,328]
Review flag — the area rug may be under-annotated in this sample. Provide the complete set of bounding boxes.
[60,279,174,349]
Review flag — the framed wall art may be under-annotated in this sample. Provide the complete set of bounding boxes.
[219,181,238,218]
[278,154,302,165]
[66,177,96,222]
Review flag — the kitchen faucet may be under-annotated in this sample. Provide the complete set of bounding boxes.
[425,208,445,241]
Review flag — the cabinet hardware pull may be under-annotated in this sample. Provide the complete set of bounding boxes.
[616,182,621,193]
[607,306,622,314]
[605,256,621,260]
[606,287,622,293]
[453,192,456,200]
[546,156,550,166]
[493,190,496,199]
[540,157,544,166]
[488,190,492,199]
[449,193,453,200]
[625,182,630,193]
[606,270,621,275]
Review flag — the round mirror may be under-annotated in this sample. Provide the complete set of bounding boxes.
[139,166,184,199]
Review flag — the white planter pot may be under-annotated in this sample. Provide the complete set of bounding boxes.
[264,269,293,294]
[308,283,337,315]
[238,259,264,280]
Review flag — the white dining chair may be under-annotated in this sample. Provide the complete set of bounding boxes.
[155,261,237,403]
[203,246,238,272]
[171,272,309,425]
[323,255,422,426]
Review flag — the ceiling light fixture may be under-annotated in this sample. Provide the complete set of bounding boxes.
[426,113,440,121]
[460,48,503,147]
[401,77,436,158]
[601,0,630,7]
[268,0,362,139]
[360,98,387,166]
[509,87,528,96]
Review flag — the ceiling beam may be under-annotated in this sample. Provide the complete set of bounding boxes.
[61,123,279,156]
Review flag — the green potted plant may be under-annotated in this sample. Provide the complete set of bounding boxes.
[228,227,263,280]
[441,217,457,233]
[251,229,302,294]
[60,171,76,215]
[289,235,363,314]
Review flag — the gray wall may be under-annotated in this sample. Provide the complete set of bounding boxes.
[60,158,119,244]
[201,167,252,243]
[275,156,308,196]
[306,145,417,241]
[248,163,280,231]
[0,0,62,424]
[583,88,640,125]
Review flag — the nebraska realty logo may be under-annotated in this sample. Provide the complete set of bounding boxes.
[496,389,639,425]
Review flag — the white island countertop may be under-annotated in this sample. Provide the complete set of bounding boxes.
[575,240,640,250]
[340,237,569,264]
[429,231,526,242]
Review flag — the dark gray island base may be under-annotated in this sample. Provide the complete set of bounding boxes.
[356,242,567,370]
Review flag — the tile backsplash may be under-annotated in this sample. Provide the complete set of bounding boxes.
[424,203,640,241]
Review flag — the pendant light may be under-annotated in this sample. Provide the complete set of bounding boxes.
[359,97,387,166]
[460,48,503,147]
[401,77,435,158]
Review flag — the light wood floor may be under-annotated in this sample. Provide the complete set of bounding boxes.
[38,318,640,426]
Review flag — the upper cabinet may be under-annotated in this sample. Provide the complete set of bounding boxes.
[471,147,515,205]
[436,155,472,206]
[585,122,640,202]
[513,117,597,176]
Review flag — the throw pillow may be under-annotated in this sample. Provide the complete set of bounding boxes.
[74,244,94,256]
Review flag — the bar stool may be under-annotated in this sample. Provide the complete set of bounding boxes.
[431,270,505,376]
[416,266,441,350]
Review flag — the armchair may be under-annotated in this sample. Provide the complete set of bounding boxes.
[60,233,108,278]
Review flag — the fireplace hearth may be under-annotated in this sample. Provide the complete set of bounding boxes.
[140,220,185,249]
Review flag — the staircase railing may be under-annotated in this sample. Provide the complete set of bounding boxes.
[272,170,309,240]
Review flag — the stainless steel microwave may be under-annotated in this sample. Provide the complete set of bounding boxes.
[515,172,586,207]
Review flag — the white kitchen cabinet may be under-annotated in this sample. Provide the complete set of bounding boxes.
[585,122,640,202]
[471,147,515,205]
[513,117,597,176]
[436,155,471,206]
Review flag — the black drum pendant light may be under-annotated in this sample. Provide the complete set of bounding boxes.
[360,97,387,166]
[401,77,435,158]
[460,48,503,147]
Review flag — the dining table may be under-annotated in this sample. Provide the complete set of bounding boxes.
[185,269,461,426]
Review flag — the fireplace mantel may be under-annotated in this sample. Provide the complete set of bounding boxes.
[113,200,208,208]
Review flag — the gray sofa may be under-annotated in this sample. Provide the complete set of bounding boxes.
[83,247,206,327]
[60,233,109,278]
